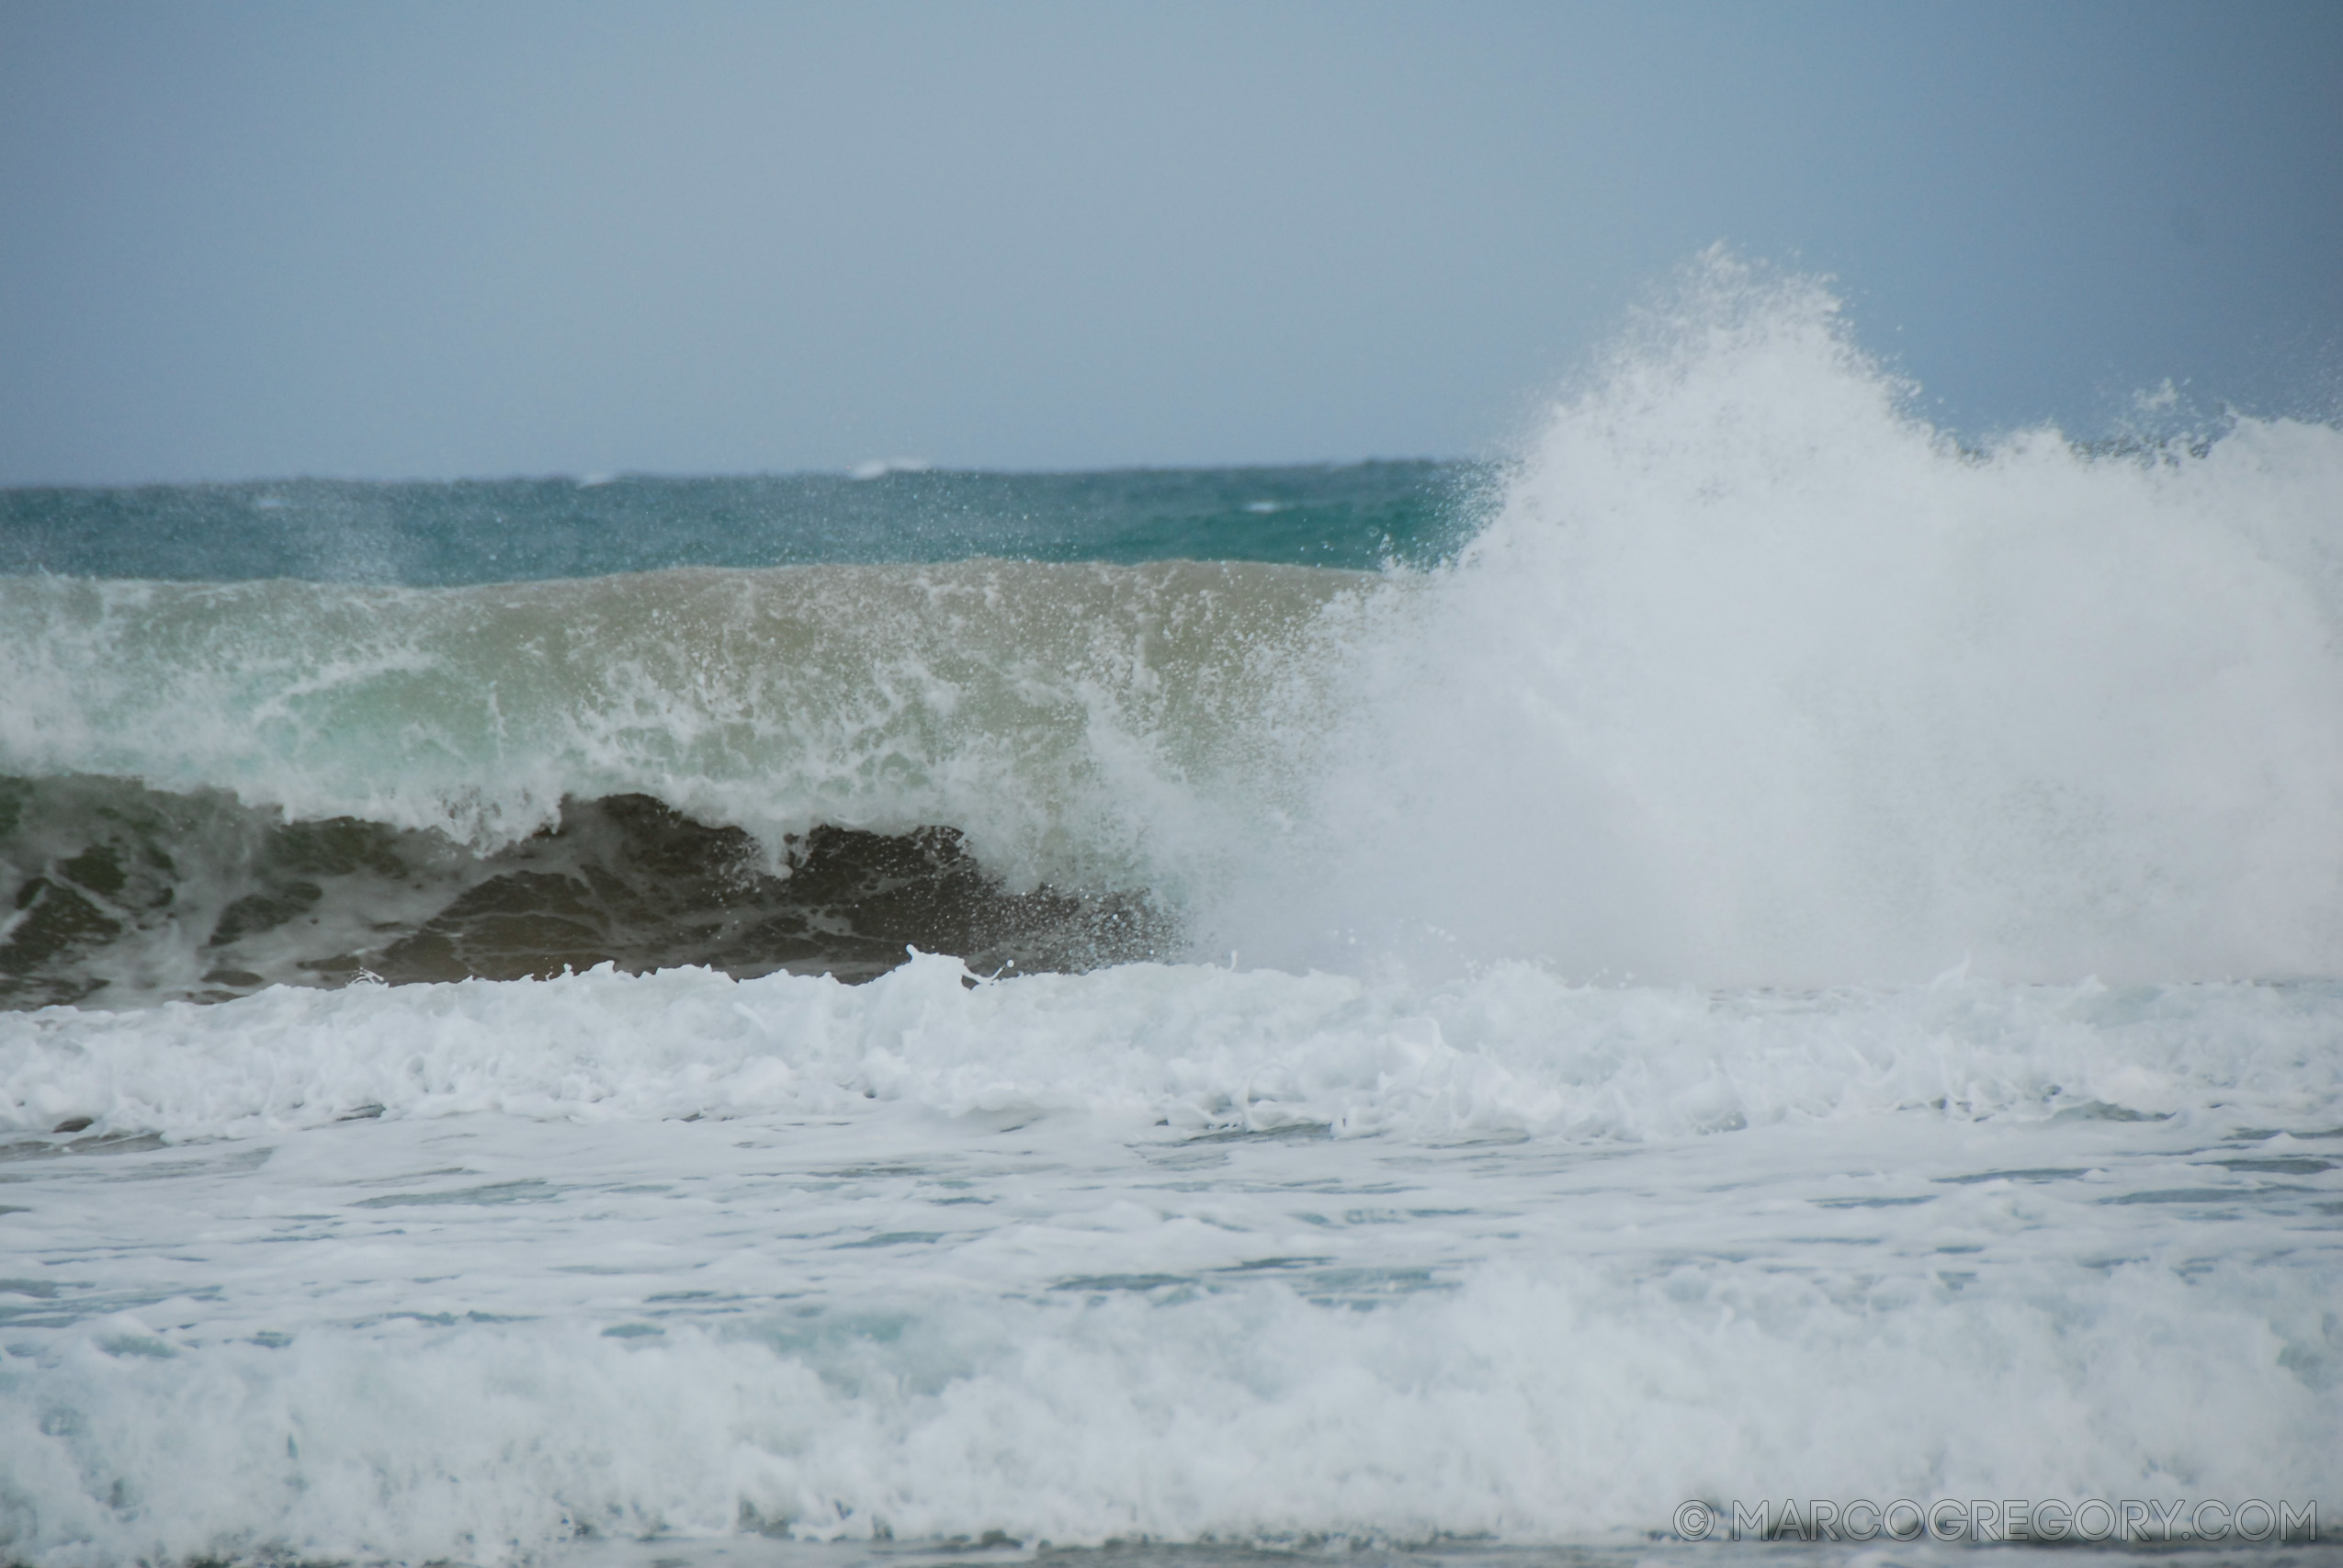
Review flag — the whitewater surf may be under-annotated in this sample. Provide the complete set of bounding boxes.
[3,259,2339,1566]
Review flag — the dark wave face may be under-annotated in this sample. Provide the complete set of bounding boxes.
[1,776,1171,1009]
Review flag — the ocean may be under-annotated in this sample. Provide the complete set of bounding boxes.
[3,265,2340,1567]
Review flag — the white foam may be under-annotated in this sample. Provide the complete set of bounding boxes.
[1,964,2337,1564]
[6,1258,2333,1564]
[1215,254,2343,983]
[0,954,2334,1150]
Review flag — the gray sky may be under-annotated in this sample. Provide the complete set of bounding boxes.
[2,1,2337,483]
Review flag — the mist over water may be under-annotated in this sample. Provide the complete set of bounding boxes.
[1221,258,2343,985]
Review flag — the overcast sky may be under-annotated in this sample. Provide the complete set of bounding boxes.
[2,1,2337,483]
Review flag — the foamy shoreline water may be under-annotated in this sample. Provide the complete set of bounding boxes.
[3,960,2339,1562]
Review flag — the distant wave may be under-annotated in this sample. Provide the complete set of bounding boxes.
[0,461,1468,583]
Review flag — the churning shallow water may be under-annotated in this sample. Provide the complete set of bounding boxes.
[3,258,2340,1565]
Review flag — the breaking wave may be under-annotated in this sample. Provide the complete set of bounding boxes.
[7,255,2343,1005]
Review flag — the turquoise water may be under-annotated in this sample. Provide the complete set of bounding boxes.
[0,462,1477,585]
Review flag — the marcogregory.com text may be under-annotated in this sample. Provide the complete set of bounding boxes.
[1670,1497,2318,1543]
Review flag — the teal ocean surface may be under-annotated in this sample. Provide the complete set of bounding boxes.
[0,461,1476,585]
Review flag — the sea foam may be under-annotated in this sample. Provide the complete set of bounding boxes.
[3,959,2339,1564]
[6,953,2338,1149]
[9,1250,2333,1562]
